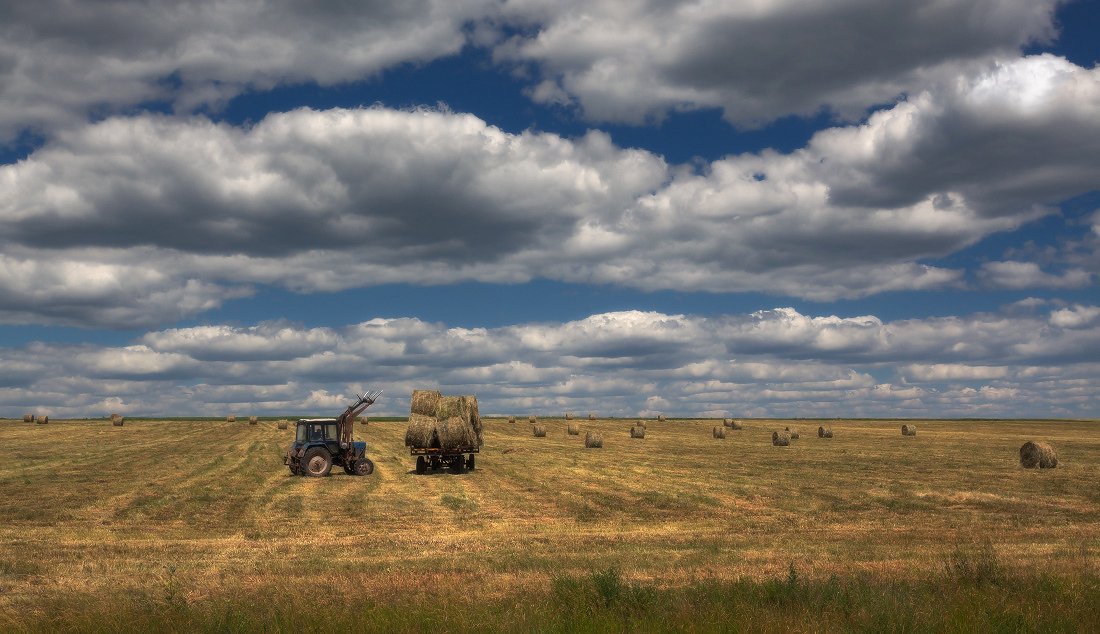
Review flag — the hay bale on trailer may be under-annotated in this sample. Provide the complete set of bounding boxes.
[1020,441,1058,469]
[818,426,833,438]
[23,413,33,423]
[277,420,288,430]
[630,425,645,439]
[772,431,790,446]
[585,432,603,448]
[532,424,547,438]
[405,395,484,450]
[410,390,441,417]
[226,415,236,422]
[567,424,580,435]
[902,424,917,436]
[248,416,258,425]
[713,426,725,439]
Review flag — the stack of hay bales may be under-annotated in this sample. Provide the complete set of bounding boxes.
[901,424,917,436]
[818,426,833,438]
[585,432,603,448]
[277,420,289,430]
[565,412,574,420]
[532,424,547,437]
[248,416,258,425]
[630,425,645,439]
[1020,441,1058,469]
[23,413,34,423]
[404,390,484,450]
[37,415,49,424]
[567,424,580,435]
[227,415,237,423]
[772,431,791,446]
[588,413,596,420]
[713,426,725,439]
[110,413,124,427]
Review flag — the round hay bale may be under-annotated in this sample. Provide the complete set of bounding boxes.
[567,424,580,435]
[277,420,289,430]
[565,412,574,420]
[789,430,800,440]
[1020,441,1058,469]
[226,415,237,423]
[584,432,603,448]
[902,424,917,436]
[818,426,833,438]
[112,414,124,427]
[588,413,596,420]
[730,420,743,430]
[634,420,647,429]
[630,425,645,439]
[37,415,49,425]
[508,416,516,423]
[23,413,33,423]
[713,426,726,439]
[248,416,258,425]
[772,431,791,446]
[532,424,546,438]
[528,415,537,423]
[410,390,442,417]
[657,414,667,421]
[784,426,790,431]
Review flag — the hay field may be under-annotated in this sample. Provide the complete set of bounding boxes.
[1,417,1098,631]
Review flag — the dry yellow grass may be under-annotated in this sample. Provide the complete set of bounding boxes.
[0,416,1097,617]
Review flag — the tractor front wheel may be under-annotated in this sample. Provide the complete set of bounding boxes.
[302,448,332,477]
[354,458,374,476]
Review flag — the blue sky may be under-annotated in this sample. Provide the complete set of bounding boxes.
[1,0,1098,418]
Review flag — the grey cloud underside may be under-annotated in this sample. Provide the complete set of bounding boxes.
[2,54,1099,327]
[7,306,1099,418]
[0,0,1062,138]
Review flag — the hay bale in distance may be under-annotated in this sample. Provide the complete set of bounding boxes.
[528,415,537,423]
[37,416,49,425]
[657,414,667,421]
[23,413,34,423]
[784,426,790,431]
[565,412,574,420]
[772,431,791,446]
[789,430,800,440]
[410,390,442,417]
[818,426,833,438]
[630,425,645,439]
[508,416,516,423]
[532,424,547,438]
[585,432,603,448]
[277,420,288,430]
[588,413,596,420]
[248,416,258,425]
[567,424,580,435]
[729,420,743,430]
[1020,441,1058,469]
[902,424,917,436]
[226,415,237,423]
[111,413,124,427]
[713,426,725,439]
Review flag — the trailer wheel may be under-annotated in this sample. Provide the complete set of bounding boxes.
[450,456,464,473]
[302,448,332,477]
[466,454,475,471]
[354,458,374,476]
[415,456,427,474]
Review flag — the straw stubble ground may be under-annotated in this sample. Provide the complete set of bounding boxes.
[1,417,1098,628]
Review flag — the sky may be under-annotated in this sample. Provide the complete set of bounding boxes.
[1,0,1098,419]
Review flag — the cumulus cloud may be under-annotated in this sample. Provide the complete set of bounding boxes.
[494,0,1060,125]
[978,260,1092,289]
[5,306,1100,419]
[0,0,495,140]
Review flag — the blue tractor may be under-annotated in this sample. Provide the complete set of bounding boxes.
[285,391,381,477]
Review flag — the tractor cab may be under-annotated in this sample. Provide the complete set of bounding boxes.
[294,418,342,456]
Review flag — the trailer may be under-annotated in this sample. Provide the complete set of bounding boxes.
[411,445,478,474]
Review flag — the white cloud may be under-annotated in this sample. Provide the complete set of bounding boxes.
[495,0,1060,125]
[979,260,1093,289]
[5,305,1100,418]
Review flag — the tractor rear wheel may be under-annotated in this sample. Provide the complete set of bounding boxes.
[415,456,427,474]
[302,448,332,477]
[354,458,374,476]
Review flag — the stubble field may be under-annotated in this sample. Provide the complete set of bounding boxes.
[1,416,1098,632]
